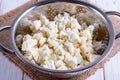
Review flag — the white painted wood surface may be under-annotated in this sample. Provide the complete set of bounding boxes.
[104,52,120,80]
[0,53,23,80]
[0,0,29,15]
[0,0,120,80]
[87,69,104,80]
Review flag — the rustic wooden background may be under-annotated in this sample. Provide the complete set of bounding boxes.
[0,0,120,80]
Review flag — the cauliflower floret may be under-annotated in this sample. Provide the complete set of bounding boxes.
[54,13,62,21]
[39,37,46,47]
[55,60,65,68]
[59,30,68,40]
[57,23,66,31]
[64,52,83,69]
[47,37,59,49]
[30,20,41,32]
[90,54,101,62]
[39,45,52,57]
[55,60,68,70]
[41,60,55,69]
[80,25,94,40]
[81,30,92,40]
[69,16,81,30]
[74,54,83,64]
[47,21,58,33]
[33,33,43,40]
[22,34,37,51]
[40,26,50,37]
[64,53,79,69]
[80,60,90,67]
[32,33,46,46]
[86,25,94,35]
[55,12,69,25]
[38,45,53,63]
[40,26,58,38]
[57,66,68,70]
[80,44,94,54]
[55,45,67,56]
[80,37,87,44]
[22,34,31,41]
[82,53,99,63]
[19,12,101,70]
[67,31,81,43]
[39,14,49,25]
[74,48,81,55]
[64,41,75,54]
[26,48,40,63]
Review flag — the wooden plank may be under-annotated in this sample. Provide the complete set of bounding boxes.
[86,69,104,80]
[0,0,29,15]
[23,74,32,80]
[89,0,120,12]
[0,0,3,15]
[0,53,23,80]
[104,52,120,80]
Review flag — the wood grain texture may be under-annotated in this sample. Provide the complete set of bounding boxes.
[104,52,120,80]
[89,0,120,12]
[0,53,23,80]
[23,74,32,80]
[0,0,30,15]
[86,69,104,80]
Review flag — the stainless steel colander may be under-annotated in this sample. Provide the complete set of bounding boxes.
[0,0,120,78]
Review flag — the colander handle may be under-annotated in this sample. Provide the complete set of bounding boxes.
[0,25,14,54]
[105,11,120,39]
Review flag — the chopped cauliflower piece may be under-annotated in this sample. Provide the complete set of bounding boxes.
[22,34,37,51]
[17,12,102,70]
[30,20,41,32]
[41,60,55,69]
[55,45,67,56]
[64,41,75,54]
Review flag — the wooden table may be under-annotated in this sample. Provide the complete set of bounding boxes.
[0,0,120,80]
